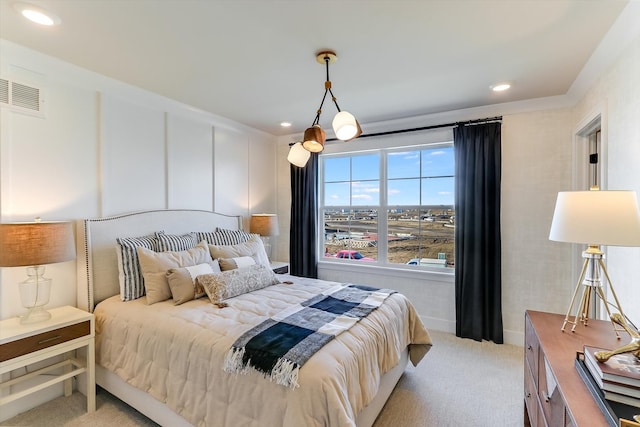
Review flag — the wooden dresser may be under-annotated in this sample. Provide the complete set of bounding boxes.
[524,310,628,427]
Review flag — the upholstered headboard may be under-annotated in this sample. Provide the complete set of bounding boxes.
[76,209,242,312]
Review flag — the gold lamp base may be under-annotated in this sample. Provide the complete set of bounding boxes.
[562,247,640,363]
[561,245,626,338]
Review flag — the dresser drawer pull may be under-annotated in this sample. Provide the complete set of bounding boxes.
[542,391,551,403]
[38,335,62,345]
[525,391,531,398]
[527,344,533,351]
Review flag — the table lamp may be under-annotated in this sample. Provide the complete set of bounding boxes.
[549,190,640,341]
[249,214,279,262]
[0,220,75,324]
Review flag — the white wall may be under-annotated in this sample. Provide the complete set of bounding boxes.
[573,32,640,327]
[0,40,278,419]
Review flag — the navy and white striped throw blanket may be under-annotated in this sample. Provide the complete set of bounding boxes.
[223,283,396,388]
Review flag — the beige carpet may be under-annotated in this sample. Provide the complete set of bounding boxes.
[2,330,524,427]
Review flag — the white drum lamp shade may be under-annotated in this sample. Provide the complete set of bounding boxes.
[549,190,640,246]
[332,111,361,141]
[287,142,311,167]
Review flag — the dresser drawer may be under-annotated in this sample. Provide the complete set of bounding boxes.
[524,360,541,427]
[525,314,539,386]
[0,321,90,362]
[538,353,566,426]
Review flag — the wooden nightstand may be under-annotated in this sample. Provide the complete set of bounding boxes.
[271,261,289,274]
[0,306,95,413]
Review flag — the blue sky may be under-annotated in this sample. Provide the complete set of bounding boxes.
[323,146,454,206]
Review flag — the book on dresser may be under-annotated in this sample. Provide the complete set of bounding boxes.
[575,355,640,426]
[583,345,640,411]
[604,390,640,408]
[583,346,640,389]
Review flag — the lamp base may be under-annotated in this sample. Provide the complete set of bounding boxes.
[260,236,273,263]
[19,265,52,325]
[561,247,626,338]
[20,306,52,324]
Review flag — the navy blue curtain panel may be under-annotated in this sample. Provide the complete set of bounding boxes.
[289,153,318,278]
[453,122,503,343]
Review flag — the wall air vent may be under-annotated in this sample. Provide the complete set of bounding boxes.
[0,77,45,117]
[0,78,8,104]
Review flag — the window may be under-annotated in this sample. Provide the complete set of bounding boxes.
[320,143,455,269]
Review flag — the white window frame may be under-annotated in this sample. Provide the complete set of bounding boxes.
[318,134,454,276]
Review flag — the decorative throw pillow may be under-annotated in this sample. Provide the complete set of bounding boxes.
[156,232,198,252]
[137,241,213,305]
[198,264,280,305]
[208,235,270,267]
[218,256,256,271]
[167,261,220,305]
[116,234,161,301]
[196,228,252,246]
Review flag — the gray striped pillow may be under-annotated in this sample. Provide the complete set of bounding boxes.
[156,232,198,252]
[116,234,161,301]
[196,229,252,245]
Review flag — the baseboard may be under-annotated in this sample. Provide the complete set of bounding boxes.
[421,315,455,334]
[422,315,524,347]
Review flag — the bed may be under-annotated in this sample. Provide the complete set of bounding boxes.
[76,209,432,427]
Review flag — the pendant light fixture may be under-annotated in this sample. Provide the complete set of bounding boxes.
[287,142,311,167]
[290,50,361,166]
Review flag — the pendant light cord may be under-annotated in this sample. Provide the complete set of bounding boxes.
[325,55,342,113]
[311,54,343,126]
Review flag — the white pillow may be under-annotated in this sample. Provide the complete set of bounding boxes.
[208,235,269,267]
[218,256,256,271]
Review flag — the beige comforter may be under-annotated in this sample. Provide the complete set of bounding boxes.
[94,275,432,427]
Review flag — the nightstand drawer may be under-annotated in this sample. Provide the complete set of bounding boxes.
[273,265,288,274]
[0,321,90,362]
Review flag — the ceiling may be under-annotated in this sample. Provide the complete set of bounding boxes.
[0,0,631,137]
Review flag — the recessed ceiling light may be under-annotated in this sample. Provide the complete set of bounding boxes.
[13,2,61,26]
[280,121,292,128]
[491,83,511,92]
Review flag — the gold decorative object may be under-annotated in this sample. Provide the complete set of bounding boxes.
[594,313,640,362]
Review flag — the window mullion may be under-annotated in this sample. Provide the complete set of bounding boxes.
[378,152,388,263]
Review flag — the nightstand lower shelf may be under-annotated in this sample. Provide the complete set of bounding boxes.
[0,355,87,405]
[0,306,96,413]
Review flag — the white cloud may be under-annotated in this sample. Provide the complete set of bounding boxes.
[352,194,372,200]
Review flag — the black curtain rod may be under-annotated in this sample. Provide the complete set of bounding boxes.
[290,116,502,145]
[327,115,502,142]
